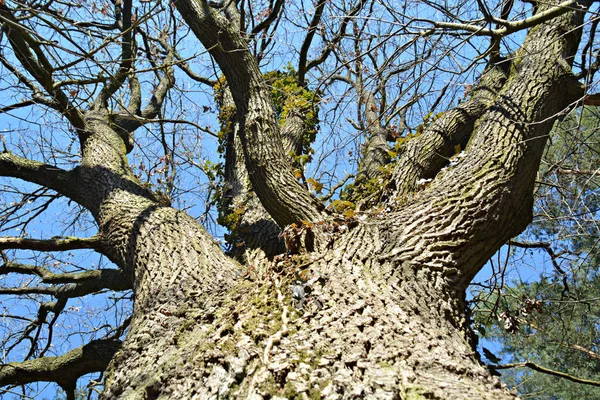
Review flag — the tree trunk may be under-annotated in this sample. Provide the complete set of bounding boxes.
[102,221,511,400]
[80,106,509,400]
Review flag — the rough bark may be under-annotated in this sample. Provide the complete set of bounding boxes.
[391,58,510,197]
[220,86,285,264]
[103,224,512,399]
[356,91,392,182]
[219,79,318,263]
[0,339,121,391]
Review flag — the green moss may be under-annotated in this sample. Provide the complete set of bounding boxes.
[263,65,321,157]
[340,163,393,207]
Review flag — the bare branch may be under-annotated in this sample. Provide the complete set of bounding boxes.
[429,0,588,38]
[492,361,600,387]
[0,261,132,298]
[250,0,285,38]
[0,236,106,253]
[112,32,176,149]
[508,239,572,295]
[0,4,85,130]
[568,343,600,361]
[0,339,121,389]
[304,0,366,75]
[174,56,216,86]
[557,167,600,176]
[298,0,327,84]
[0,151,83,203]
[92,0,136,110]
[0,262,129,288]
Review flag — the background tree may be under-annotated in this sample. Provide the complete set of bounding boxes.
[472,106,600,399]
[0,0,598,399]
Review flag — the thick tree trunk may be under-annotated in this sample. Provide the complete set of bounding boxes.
[94,1,590,399]
[81,110,512,400]
[0,1,577,398]
[102,222,511,400]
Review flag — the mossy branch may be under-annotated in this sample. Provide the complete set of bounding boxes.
[0,262,132,297]
[1,261,131,287]
[0,151,84,204]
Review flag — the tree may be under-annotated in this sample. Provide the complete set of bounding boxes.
[0,0,599,398]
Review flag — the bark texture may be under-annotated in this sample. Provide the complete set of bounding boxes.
[104,224,512,399]
[174,0,325,228]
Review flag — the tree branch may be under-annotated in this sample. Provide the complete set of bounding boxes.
[492,361,600,387]
[112,33,176,152]
[0,262,130,288]
[0,262,131,297]
[0,4,85,130]
[557,167,600,176]
[250,0,285,38]
[429,0,588,38]
[174,0,324,228]
[304,0,366,75]
[391,58,510,197]
[0,151,83,204]
[569,343,600,361]
[508,240,571,295]
[92,0,135,110]
[174,56,217,86]
[0,236,106,253]
[380,1,590,289]
[583,92,600,106]
[0,339,121,389]
[298,0,327,84]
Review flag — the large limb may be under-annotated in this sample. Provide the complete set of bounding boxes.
[390,0,590,199]
[0,262,131,297]
[220,87,285,262]
[382,0,589,290]
[0,236,106,253]
[175,0,324,227]
[0,118,241,398]
[0,259,130,388]
[391,58,510,197]
[219,79,317,261]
